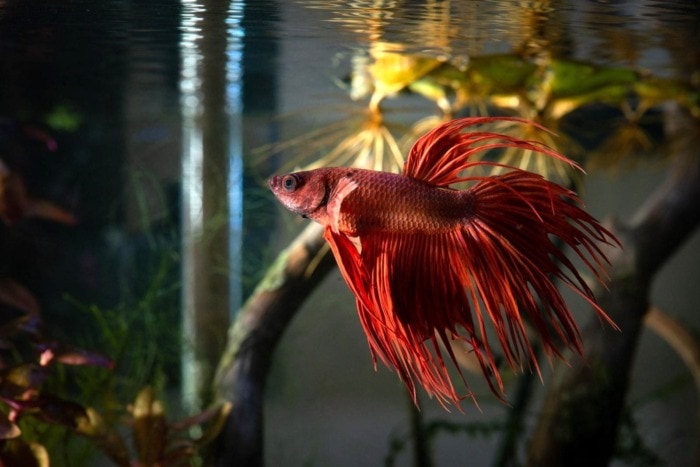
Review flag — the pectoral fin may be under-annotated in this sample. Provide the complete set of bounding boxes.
[327,175,359,234]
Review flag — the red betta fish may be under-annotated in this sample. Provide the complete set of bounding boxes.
[269,117,618,408]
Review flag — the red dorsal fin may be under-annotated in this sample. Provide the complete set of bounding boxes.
[403,117,581,186]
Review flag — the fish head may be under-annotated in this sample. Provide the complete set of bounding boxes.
[269,170,328,218]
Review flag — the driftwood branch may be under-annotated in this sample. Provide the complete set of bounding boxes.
[211,223,335,466]
[645,307,700,397]
[527,108,700,466]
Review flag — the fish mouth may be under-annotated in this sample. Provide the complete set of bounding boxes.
[268,175,281,190]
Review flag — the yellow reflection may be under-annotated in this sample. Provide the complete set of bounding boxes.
[259,110,413,175]
[262,1,699,188]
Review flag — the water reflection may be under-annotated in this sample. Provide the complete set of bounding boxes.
[179,0,244,411]
[265,0,698,187]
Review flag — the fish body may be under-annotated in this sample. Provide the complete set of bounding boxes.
[269,117,618,408]
[270,167,471,236]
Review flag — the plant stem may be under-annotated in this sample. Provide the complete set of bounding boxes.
[408,392,433,467]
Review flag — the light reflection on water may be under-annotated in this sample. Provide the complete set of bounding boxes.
[180,0,207,413]
[179,0,246,411]
[297,0,696,75]
[268,1,698,184]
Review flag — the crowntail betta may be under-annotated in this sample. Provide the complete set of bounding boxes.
[269,117,618,408]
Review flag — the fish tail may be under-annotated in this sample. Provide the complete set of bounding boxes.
[453,170,619,384]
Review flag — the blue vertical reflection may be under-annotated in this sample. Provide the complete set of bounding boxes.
[227,0,244,324]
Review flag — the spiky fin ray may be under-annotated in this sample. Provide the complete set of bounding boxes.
[403,117,581,186]
[326,226,480,407]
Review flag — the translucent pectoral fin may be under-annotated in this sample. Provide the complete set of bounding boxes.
[327,175,359,234]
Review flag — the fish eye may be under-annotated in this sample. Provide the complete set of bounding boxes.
[282,175,298,192]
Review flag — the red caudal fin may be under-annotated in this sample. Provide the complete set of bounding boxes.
[458,170,620,393]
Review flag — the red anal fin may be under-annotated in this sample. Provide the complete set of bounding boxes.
[329,225,497,407]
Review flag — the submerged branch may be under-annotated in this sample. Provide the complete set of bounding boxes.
[645,306,700,396]
[210,223,335,467]
[527,108,700,466]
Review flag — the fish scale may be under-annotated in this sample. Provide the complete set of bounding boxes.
[335,169,472,235]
